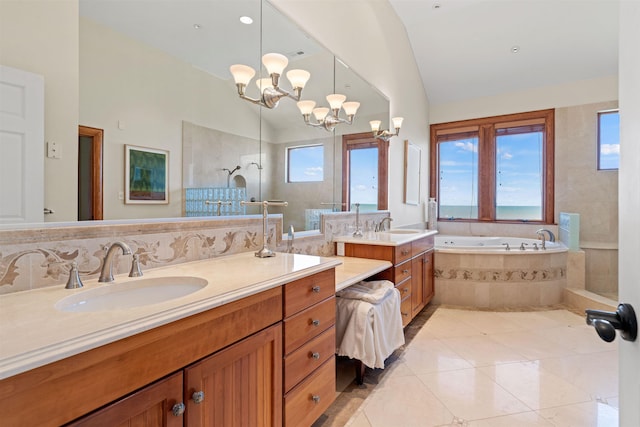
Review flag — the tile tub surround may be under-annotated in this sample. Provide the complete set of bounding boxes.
[434,250,567,308]
[0,210,389,294]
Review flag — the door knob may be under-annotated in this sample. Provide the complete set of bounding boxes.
[585,303,637,342]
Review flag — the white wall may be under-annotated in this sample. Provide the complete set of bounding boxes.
[271,0,431,228]
[0,0,79,222]
[430,75,618,124]
[80,18,262,219]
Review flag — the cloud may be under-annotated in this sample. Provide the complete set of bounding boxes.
[304,166,323,176]
[454,141,477,153]
[354,184,368,191]
[501,152,513,160]
[601,144,619,155]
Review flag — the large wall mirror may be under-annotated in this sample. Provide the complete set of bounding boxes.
[2,0,389,232]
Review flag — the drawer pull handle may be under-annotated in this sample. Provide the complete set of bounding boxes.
[312,285,321,293]
[311,352,321,360]
[172,402,185,416]
[192,391,205,404]
[311,395,321,404]
[402,269,409,274]
[401,250,410,255]
[403,287,409,293]
[311,319,320,327]
[401,312,409,317]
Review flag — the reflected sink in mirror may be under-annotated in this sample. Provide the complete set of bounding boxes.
[381,229,422,235]
[55,276,208,313]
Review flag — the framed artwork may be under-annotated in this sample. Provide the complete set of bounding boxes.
[404,140,421,205]
[125,145,169,204]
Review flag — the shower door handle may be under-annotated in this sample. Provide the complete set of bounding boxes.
[585,303,637,342]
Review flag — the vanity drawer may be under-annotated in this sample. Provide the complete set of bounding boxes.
[411,235,434,257]
[283,297,335,354]
[394,243,412,264]
[394,260,412,284]
[284,357,336,427]
[400,295,412,327]
[284,269,335,317]
[395,278,412,300]
[284,326,335,393]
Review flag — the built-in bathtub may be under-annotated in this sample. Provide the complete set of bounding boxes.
[433,235,568,308]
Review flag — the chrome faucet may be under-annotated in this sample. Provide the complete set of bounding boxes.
[536,228,555,250]
[99,241,132,282]
[376,217,393,232]
[287,225,295,253]
[352,203,363,237]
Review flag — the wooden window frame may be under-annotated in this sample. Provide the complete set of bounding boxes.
[341,132,389,211]
[430,109,555,224]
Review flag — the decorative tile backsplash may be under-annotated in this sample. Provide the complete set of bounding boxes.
[0,211,389,294]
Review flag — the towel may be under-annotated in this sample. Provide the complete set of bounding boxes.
[335,283,405,369]
[336,279,395,304]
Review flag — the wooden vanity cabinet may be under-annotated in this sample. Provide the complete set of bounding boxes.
[2,287,283,427]
[342,235,434,326]
[68,372,184,427]
[184,323,282,427]
[282,268,336,427]
[69,324,282,427]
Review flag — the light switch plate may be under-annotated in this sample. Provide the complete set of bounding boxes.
[47,141,61,159]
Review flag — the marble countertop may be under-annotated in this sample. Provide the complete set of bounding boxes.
[333,229,438,247]
[333,256,392,292]
[0,252,341,380]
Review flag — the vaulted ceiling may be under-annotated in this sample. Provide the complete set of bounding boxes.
[389,0,619,105]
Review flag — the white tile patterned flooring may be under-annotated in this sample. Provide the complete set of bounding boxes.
[342,307,619,427]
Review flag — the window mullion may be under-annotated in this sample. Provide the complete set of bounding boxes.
[478,124,495,221]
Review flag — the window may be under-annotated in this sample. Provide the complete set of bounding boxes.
[287,144,324,182]
[430,109,554,223]
[598,110,620,170]
[342,132,389,211]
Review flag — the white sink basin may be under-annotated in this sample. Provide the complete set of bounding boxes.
[55,276,208,313]
[382,229,422,235]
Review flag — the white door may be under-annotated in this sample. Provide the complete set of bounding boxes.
[0,65,44,224]
[618,2,639,425]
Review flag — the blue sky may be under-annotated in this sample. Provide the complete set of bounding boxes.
[288,145,324,182]
[349,147,379,206]
[439,132,544,207]
[599,111,620,170]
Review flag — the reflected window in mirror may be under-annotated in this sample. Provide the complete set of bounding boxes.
[287,144,324,183]
[341,132,389,211]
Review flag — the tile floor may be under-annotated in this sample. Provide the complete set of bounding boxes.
[315,305,619,427]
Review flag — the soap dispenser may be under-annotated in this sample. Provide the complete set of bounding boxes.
[427,198,438,230]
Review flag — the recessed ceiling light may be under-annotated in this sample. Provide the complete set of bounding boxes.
[240,16,253,25]
[511,45,520,53]
[193,24,201,30]
[432,2,442,9]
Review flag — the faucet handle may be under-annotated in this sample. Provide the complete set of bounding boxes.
[65,262,84,289]
[129,254,143,277]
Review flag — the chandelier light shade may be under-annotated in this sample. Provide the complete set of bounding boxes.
[229,52,310,109]
[297,93,360,132]
[370,117,404,141]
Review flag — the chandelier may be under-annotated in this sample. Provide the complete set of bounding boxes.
[229,53,310,109]
[296,94,360,132]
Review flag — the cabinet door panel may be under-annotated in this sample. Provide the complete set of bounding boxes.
[67,372,183,427]
[185,324,282,427]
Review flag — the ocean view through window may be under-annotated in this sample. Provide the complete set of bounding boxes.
[430,109,554,224]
